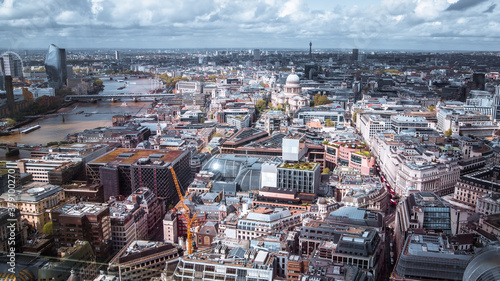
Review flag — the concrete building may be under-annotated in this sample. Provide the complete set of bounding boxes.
[476,193,500,215]
[277,162,320,194]
[0,182,67,232]
[163,212,178,244]
[0,207,24,253]
[333,170,389,212]
[453,166,500,209]
[396,158,460,196]
[77,125,150,149]
[172,245,275,281]
[87,148,191,203]
[38,240,97,281]
[108,240,183,281]
[128,187,164,240]
[299,220,384,278]
[392,234,471,281]
[390,115,429,134]
[227,114,251,130]
[357,114,392,145]
[324,141,375,175]
[1,51,23,78]
[51,202,111,261]
[108,197,148,253]
[5,158,80,183]
[395,192,464,253]
[235,207,306,240]
[295,107,346,126]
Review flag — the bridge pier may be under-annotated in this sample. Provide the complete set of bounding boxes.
[133,97,137,102]
[111,98,115,103]
[90,98,94,102]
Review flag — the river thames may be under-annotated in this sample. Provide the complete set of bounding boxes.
[0,77,156,146]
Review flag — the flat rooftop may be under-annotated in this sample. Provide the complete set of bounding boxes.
[90,148,185,165]
[54,202,108,217]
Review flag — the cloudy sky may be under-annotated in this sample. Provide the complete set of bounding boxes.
[1,0,498,51]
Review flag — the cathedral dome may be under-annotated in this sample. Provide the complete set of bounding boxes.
[285,67,300,85]
[286,72,300,85]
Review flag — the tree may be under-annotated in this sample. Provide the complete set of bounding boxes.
[428,105,436,112]
[352,112,358,123]
[325,119,335,127]
[213,133,223,138]
[93,78,103,86]
[200,117,205,123]
[260,82,266,88]
[322,140,328,144]
[314,94,333,106]
[5,119,15,127]
[42,222,53,234]
[444,128,453,137]
[256,99,267,113]
[322,167,331,174]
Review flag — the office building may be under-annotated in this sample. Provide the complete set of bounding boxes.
[392,234,471,281]
[352,49,359,61]
[1,51,23,78]
[234,207,306,240]
[44,44,67,90]
[395,192,463,256]
[253,49,261,61]
[0,207,24,253]
[5,158,80,184]
[109,197,148,253]
[115,50,120,60]
[51,202,111,261]
[128,187,164,240]
[299,220,384,278]
[38,240,97,281]
[453,166,500,209]
[324,142,375,174]
[0,182,67,232]
[108,240,183,281]
[172,245,275,281]
[87,148,191,202]
[277,162,320,194]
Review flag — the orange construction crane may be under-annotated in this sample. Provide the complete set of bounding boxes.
[186,213,197,254]
[170,166,197,254]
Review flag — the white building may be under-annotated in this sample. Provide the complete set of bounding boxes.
[236,208,307,241]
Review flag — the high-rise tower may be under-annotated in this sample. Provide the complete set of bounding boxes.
[309,41,312,58]
[44,44,67,90]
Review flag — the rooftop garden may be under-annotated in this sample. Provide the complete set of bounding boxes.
[353,151,371,157]
[280,162,319,171]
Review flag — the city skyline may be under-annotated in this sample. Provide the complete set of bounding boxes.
[1,0,499,51]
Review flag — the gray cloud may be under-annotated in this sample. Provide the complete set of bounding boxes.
[483,4,496,13]
[0,0,499,51]
[445,0,488,11]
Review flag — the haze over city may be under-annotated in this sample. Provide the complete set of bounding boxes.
[1,0,499,51]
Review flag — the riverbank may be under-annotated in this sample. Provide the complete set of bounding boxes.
[7,100,77,132]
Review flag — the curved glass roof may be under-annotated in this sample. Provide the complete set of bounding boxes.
[235,166,262,191]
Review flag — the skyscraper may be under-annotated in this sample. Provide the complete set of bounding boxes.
[115,50,120,60]
[1,52,23,78]
[253,49,261,61]
[44,44,67,90]
[5,76,15,115]
[352,48,359,61]
[309,41,312,58]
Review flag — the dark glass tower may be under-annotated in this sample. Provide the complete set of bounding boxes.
[44,44,67,90]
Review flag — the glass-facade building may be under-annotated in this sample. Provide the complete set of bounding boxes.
[44,44,67,90]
